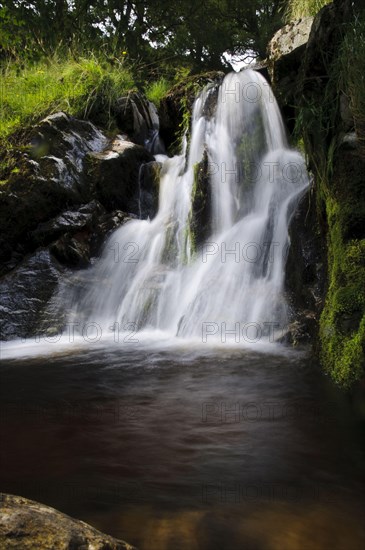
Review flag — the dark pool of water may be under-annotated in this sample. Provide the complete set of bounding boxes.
[0,345,364,549]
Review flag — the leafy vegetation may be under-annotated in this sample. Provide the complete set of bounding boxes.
[0,1,284,72]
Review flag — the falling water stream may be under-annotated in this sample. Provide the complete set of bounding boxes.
[65,70,309,345]
[0,71,364,550]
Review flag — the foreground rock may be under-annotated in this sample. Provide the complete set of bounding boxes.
[0,493,136,550]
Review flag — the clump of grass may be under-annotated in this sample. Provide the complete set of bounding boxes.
[285,0,331,21]
[145,77,171,107]
[0,54,135,141]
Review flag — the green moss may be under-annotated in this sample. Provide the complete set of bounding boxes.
[186,162,200,258]
[320,310,365,387]
[319,198,365,387]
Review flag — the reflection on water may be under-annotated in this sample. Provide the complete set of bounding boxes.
[0,346,364,549]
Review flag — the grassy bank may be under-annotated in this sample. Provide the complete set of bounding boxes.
[0,55,135,142]
[285,0,331,21]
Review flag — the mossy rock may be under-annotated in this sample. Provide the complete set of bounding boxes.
[158,71,224,153]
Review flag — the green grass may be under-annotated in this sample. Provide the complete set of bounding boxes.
[145,77,171,107]
[0,54,135,141]
[285,0,331,21]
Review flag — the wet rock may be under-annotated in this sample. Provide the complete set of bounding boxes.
[113,92,159,147]
[0,202,132,339]
[92,210,135,251]
[159,72,224,152]
[189,151,212,250]
[0,98,163,339]
[0,113,107,271]
[285,191,326,343]
[0,493,136,549]
[281,313,317,346]
[30,112,107,163]
[86,136,156,217]
[29,201,102,248]
[0,249,63,340]
[138,161,161,219]
[50,231,91,268]
[49,207,133,268]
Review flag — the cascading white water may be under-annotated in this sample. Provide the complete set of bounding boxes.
[70,69,309,345]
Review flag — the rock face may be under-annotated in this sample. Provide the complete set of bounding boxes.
[0,110,159,340]
[285,192,327,345]
[270,1,365,386]
[0,493,136,549]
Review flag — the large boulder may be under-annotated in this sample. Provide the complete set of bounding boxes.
[0,493,136,549]
[0,113,107,271]
[268,17,314,62]
[267,17,313,132]
[86,136,157,218]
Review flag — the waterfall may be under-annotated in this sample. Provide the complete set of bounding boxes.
[70,69,309,345]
